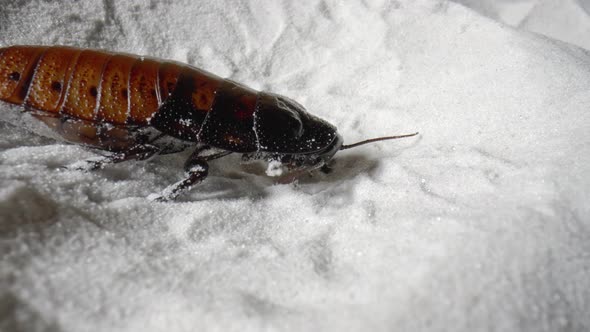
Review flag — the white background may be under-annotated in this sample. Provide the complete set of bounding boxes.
[1,1,589,331]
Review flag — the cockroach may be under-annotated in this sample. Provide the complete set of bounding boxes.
[0,45,418,201]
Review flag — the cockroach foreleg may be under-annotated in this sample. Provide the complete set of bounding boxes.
[150,146,232,201]
[152,160,209,202]
[67,144,161,171]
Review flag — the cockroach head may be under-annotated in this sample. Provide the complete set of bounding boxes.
[251,92,418,173]
[253,92,343,168]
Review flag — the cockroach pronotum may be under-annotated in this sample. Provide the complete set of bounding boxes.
[0,45,418,201]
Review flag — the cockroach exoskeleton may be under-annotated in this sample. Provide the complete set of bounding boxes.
[0,45,418,201]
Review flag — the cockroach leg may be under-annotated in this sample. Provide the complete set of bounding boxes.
[150,146,232,201]
[67,144,161,171]
[153,161,208,202]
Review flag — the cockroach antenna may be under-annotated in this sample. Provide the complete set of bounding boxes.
[340,132,419,150]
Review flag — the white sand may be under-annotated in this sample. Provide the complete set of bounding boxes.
[456,0,590,50]
[1,1,589,331]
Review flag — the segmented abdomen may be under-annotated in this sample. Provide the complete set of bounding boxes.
[0,45,223,126]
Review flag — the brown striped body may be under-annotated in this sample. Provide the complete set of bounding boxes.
[0,45,340,155]
[0,45,281,153]
[0,45,224,126]
[0,45,416,202]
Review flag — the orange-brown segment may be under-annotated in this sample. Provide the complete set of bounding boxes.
[128,58,160,124]
[61,49,112,120]
[158,62,183,102]
[25,47,82,113]
[188,68,223,112]
[97,54,136,124]
[0,46,46,104]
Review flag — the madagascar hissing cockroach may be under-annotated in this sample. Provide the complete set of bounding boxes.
[0,45,418,201]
